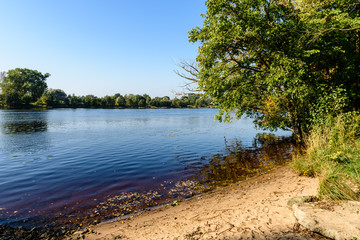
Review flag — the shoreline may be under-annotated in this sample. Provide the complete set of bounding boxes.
[72,165,327,240]
[0,135,295,239]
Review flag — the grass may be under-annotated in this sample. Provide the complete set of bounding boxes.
[292,112,360,200]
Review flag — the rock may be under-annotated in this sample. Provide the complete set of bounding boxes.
[293,200,360,240]
[287,196,316,206]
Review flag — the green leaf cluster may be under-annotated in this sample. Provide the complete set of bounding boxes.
[0,68,49,107]
[189,0,360,140]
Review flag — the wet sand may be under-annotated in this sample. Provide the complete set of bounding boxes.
[72,165,325,240]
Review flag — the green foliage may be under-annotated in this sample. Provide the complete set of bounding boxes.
[310,86,349,126]
[0,68,50,107]
[39,89,67,107]
[101,95,115,108]
[0,71,212,109]
[115,95,126,107]
[292,112,360,200]
[83,95,100,107]
[1,87,211,109]
[189,0,360,140]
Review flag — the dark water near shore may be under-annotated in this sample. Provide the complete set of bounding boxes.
[0,108,292,230]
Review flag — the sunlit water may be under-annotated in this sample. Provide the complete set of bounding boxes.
[0,108,291,229]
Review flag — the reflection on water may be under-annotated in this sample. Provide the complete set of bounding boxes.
[12,133,295,232]
[199,134,294,186]
[0,110,50,155]
[0,108,293,232]
[2,121,47,134]
[0,110,48,134]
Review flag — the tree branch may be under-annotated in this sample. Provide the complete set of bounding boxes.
[174,60,200,93]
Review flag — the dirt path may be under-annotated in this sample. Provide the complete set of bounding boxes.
[73,166,323,240]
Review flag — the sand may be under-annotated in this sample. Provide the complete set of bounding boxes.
[73,165,324,240]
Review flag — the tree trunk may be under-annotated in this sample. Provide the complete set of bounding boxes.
[292,116,304,143]
[356,30,360,55]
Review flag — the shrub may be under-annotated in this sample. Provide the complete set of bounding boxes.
[292,112,360,200]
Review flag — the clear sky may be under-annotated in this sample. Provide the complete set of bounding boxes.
[0,0,206,97]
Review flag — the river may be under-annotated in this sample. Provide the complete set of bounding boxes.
[0,108,292,230]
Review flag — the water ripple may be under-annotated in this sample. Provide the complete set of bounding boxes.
[0,108,291,227]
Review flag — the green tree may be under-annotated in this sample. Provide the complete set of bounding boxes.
[101,95,115,107]
[68,94,82,107]
[172,97,181,108]
[83,95,97,107]
[189,0,360,140]
[115,95,126,107]
[125,94,140,108]
[143,94,152,106]
[136,95,147,108]
[40,89,67,107]
[160,96,171,108]
[0,68,50,107]
[187,93,200,107]
[180,96,189,107]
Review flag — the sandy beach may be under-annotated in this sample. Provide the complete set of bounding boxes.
[72,165,326,240]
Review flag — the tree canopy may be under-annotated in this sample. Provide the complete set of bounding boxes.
[0,68,50,107]
[40,89,67,107]
[189,0,360,140]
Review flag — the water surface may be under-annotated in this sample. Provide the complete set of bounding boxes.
[0,108,291,228]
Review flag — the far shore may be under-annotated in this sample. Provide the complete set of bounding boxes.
[71,165,327,240]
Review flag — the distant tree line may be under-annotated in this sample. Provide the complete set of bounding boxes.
[0,68,213,109]
[38,90,212,108]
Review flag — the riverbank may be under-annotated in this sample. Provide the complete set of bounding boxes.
[71,165,326,240]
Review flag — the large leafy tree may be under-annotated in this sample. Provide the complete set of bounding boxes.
[40,88,67,107]
[0,68,50,107]
[189,0,360,140]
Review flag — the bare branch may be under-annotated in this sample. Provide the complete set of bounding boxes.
[174,60,200,83]
[174,60,200,93]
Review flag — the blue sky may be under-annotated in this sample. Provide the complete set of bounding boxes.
[0,0,206,97]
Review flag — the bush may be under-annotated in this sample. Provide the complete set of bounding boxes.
[292,112,360,200]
